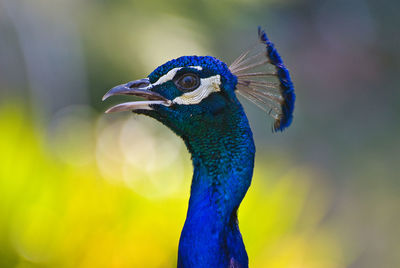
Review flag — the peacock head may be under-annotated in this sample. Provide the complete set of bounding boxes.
[103,56,240,137]
[103,28,295,134]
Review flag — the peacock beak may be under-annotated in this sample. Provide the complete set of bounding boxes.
[102,78,171,113]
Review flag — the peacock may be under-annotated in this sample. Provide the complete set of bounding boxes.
[103,27,295,268]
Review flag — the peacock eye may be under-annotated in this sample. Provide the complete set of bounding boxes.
[175,73,200,92]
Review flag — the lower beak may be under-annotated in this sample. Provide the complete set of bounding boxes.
[102,78,171,113]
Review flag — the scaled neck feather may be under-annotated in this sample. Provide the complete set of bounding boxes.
[178,104,255,268]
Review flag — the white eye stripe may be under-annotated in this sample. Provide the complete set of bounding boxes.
[172,75,221,105]
[151,66,203,86]
[188,66,203,71]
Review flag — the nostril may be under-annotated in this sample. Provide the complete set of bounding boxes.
[127,79,150,89]
[130,82,146,88]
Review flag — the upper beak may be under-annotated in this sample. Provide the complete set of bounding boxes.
[102,78,171,113]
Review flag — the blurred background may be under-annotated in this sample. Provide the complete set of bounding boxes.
[0,0,399,267]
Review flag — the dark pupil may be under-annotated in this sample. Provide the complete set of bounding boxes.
[180,75,196,89]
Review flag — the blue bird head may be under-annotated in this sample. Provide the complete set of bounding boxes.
[103,56,247,138]
[103,28,295,134]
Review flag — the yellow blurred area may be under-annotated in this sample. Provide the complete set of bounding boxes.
[0,102,350,267]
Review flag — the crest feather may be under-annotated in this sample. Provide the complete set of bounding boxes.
[230,27,295,132]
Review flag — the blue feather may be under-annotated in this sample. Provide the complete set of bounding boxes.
[258,26,295,131]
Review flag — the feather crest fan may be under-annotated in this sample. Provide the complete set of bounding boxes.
[230,27,295,132]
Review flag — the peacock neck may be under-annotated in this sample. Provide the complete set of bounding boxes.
[177,105,255,268]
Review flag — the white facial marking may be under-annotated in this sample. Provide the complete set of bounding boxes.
[152,66,203,86]
[172,75,221,105]
[189,66,203,71]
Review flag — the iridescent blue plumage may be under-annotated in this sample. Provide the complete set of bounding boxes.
[103,28,295,268]
[149,56,237,87]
